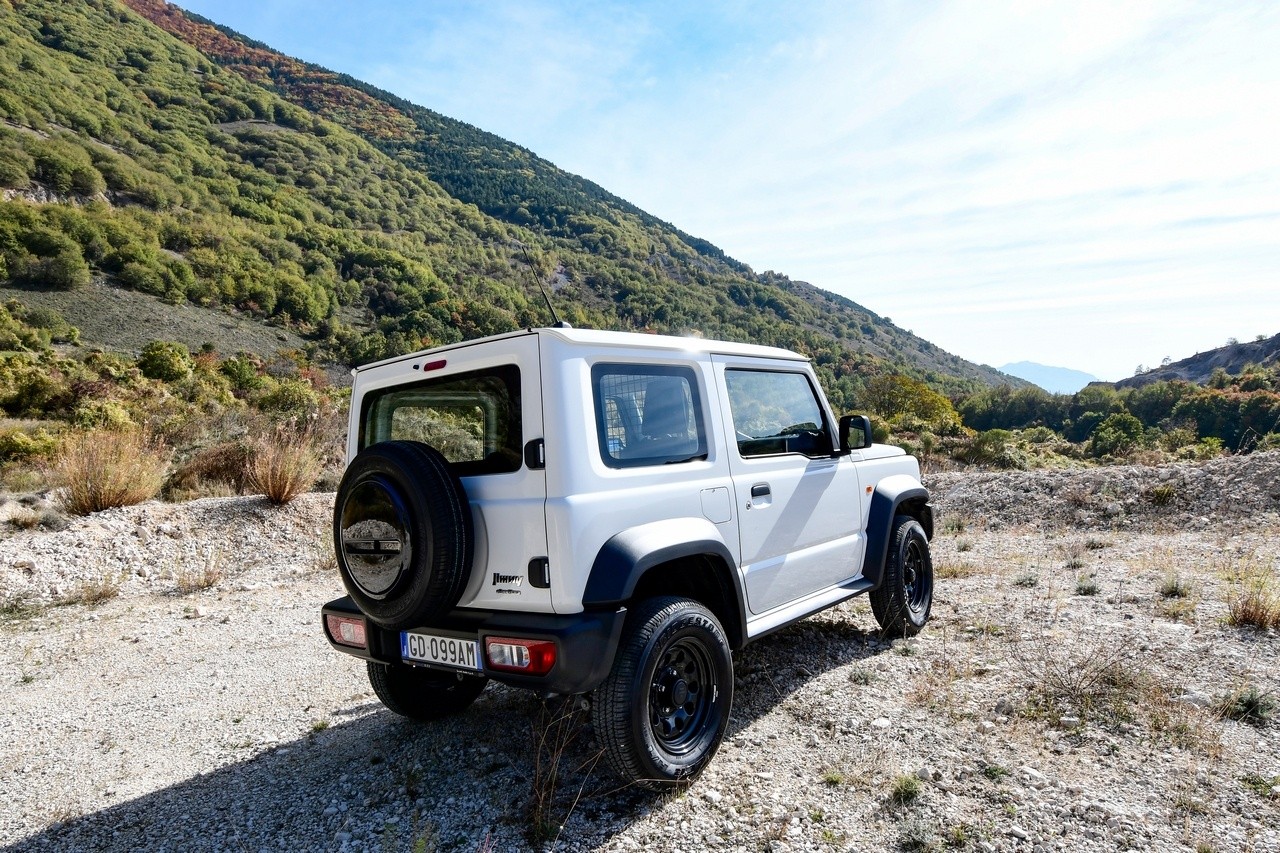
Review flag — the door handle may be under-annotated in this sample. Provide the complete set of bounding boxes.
[750,483,771,498]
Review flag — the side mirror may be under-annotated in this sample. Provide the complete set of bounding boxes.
[839,414,873,451]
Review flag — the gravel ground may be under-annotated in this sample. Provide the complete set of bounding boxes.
[2,455,1279,852]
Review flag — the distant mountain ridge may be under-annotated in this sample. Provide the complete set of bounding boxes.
[998,361,1100,395]
[1116,333,1280,389]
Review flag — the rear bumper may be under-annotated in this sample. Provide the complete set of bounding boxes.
[321,597,627,695]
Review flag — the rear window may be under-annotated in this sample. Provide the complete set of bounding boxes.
[593,363,707,468]
[359,365,522,476]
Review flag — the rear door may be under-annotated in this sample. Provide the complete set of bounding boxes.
[353,333,550,612]
[711,357,864,615]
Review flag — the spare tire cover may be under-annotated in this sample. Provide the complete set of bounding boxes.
[333,440,473,630]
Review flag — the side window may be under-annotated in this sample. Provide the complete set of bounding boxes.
[359,365,522,476]
[593,364,708,468]
[724,369,833,458]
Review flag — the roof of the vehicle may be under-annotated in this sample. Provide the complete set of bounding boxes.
[544,326,805,360]
[353,326,807,373]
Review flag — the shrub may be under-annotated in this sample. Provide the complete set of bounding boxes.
[219,354,264,393]
[246,421,324,505]
[0,427,59,461]
[136,340,192,381]
[253,377,320,417]
[1087,412,1144,458]
[22,307,79,344]
[953,429,1024,468]
[56,429,170,515]
[19,248,92,290]
[166,440,251,499]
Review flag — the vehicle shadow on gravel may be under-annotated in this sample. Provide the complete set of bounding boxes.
[4,611,892,853]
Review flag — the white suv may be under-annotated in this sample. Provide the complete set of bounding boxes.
[322,326,934,789]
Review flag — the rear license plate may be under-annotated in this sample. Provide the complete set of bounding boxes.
[400,631,482,673]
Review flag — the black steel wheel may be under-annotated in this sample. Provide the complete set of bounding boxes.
[367,661,487,721]
[333,441,472,630]
[594,597,733,791]
[870,515,933,637]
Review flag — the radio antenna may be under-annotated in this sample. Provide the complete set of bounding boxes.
[518,242,570,328]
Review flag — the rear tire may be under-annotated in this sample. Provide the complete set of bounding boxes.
[870,515,933,637]
[593,597,733,790]
[367,661,487,721]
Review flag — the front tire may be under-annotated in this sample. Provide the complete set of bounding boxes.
[367,662,487,721]
[870,515,933,637]
[594,597,733,791]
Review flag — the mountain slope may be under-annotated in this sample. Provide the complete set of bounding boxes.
[0,0,1017,413]
[1117,333,1280,389]
[121,0,1020,394]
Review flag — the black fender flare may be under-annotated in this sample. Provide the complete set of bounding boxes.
[863,476,933,589]
[582,519,747,649]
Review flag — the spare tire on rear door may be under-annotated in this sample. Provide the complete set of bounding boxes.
[333,440,473,630]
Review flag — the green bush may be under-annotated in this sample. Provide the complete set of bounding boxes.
[253,377,320,417]
[22,307,79,344]
[136,340,193,382]
[0,427,59,461]
[0,301,51,352]
[954,429,1024,468]
[14,247,92,290]
[1087,412,1144,458]
[0,148,34,189]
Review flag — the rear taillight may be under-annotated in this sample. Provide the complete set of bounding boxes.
[325,614,368,649]
[484,636,556,675]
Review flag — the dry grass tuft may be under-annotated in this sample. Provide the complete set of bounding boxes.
[62,572,123,606]
[907,657,964,713]
[889,774,922,807]
[8,507,42,530]
[1011,629,1221,754]
[1075,573,1100,596]
[1156,572,1200,622]
[935,559,980,579]
[57,429,170,515]
[176,547,224,594]
[1012,630,1141,719]
[1223,555,1280,630]
[246,421,325,505]
[527,697,600,845]
[1218,684,1277,726]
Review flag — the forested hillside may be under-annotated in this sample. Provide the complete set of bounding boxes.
[0,0,1016,403]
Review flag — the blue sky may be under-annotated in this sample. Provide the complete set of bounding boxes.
[175,0,1280,381]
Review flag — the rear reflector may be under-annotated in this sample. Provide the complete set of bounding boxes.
[484,636,557,675]
[326,614,368,649]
